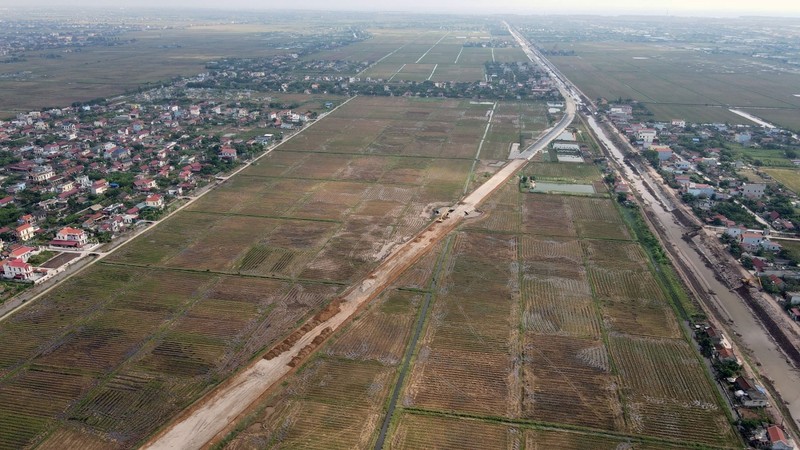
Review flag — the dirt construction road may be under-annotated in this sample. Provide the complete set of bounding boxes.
[145,29,576,449]
[143,160,539,450]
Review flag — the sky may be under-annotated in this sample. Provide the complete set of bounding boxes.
[1,0,798,16]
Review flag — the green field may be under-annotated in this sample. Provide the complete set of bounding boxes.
[763,167,800,193]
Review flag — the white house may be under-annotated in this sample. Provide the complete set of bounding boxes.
[145,194,164,209]
[15,223,35,241]
[3,259,33,280]
[8,245,36,262]
[742,183,766,198]
[651,144,673,161]
[740,232,766,248]
[785,292,800,305]
[637,128,657,147]
[687,183,715,198]
[91,179,109,195]
[51,227,88,248]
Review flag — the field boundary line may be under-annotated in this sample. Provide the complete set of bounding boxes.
[182,209,343,224]
[463,101,498,195]
[97,261,351,286]
[388,64,406,82]
[357,42,413,77]
[400,407,720,449]
[454,46,464,64]
[416,33,449,63]
[427,64,438,81]
[373,234,454,450]
[0,96,358,324]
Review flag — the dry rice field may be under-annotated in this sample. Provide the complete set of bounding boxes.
[0,96,533,449]
[217,162,740,449]
[361,166,736,449]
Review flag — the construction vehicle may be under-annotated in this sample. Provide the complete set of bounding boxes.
[741,276,763,288]
[435,210,450,223]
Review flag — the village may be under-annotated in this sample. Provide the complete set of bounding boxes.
[597,101,800,448]
[0,91,321,288]
[601,103,800,317]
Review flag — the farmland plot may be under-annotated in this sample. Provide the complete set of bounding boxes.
[525,428,672,449]
[388,413,518,450]
[222,289,424,450]
[610,334,739,447]
[522,335,624,431]
[405,232,519,417]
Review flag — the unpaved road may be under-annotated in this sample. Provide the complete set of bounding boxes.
[145,28,576,450]
[143,150,551,450]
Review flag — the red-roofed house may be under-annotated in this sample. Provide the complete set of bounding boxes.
[134,178,157,191]
[8,245,36,262]
[50,227,88,248]
[15,223,34,241]
[219,146,237,160]
[91,179,109,195]
[145,194,164,209]
[0,196,14,207]
[767,425,794,450]
[3,259,33,280]
[790,308,800,321]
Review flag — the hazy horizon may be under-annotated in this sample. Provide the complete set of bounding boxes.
[1,0,799,17]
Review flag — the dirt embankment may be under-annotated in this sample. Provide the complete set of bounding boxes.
[264,298,342,361]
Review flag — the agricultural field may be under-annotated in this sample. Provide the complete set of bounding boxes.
[522,160,602,184]
[540,40,800,129]
[221,284,430,449]
[0,94,549,448]
[381,161,737,448]
[0,24,288,116]
[314,28,521,83]
[763,167,800,193]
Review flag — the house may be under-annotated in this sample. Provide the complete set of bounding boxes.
[8,245,36,262]
[735,383,767,412]
[761,240,782,252]
[740,232,766,248]
[0,196,14,207]
[790,307,800,321]
[3,259,33,280]
[145,194,164,209]
[706,326,724,345]
[637,128,657,147]
[219,147,237,160]
[651,145,673,161]
[15,223,35,241]
[50,227,88,248]
[725,226,747,238]
[742,183,766,198]
[133,178,157,191]
[715,345,737,363]
[687,183,715,198]
[785,292,800,305]
[675,174,691,186]
[91,179,109,195]
[767,425,795,450]
[29,165,55,183]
